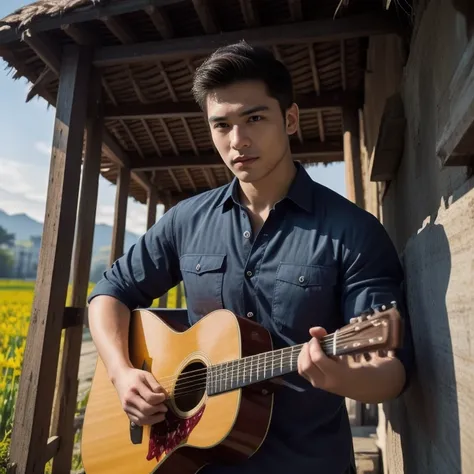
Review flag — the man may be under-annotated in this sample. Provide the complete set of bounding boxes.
[87,41,413,474]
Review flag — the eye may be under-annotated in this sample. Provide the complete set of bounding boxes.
[248,115,262,122]
[213,122,229,129]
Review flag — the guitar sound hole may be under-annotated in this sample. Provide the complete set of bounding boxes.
[173,361,207,413]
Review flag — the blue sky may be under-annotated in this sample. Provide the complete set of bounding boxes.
[0,0,345,236]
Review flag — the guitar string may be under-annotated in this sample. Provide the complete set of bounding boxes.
[155,332,360,394]
[168,353,300,401]
[147,325,367,389]
[163,338,367,397]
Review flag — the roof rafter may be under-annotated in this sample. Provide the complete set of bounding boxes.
[93,13,402,66]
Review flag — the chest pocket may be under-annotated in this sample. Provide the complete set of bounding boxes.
[272,263,338,342]
[179,254,226,321]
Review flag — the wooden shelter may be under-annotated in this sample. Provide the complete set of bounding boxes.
[0,1,412,472]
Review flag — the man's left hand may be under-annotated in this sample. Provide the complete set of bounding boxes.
[297,326,347,392]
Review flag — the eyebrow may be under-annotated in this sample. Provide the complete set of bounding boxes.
[208,105,270,123]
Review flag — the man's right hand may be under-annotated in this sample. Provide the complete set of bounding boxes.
[112,367,168,426]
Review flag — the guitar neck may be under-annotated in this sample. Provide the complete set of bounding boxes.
[206,333,340,396]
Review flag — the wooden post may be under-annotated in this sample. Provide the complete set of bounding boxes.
[176,282,183,308]
[109,166,130,266]
[343,108,364,208]
[50,71,103,473]
[8,45,91,474]
[146,188,157,230]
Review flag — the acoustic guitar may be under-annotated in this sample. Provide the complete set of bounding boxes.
[81,303,402,474]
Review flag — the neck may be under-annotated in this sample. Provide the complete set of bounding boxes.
[206,332,339,396]
[238,152,296,213]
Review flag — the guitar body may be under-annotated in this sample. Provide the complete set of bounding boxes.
[81,308,274,474]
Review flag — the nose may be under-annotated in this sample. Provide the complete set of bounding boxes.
[230,125,251,150]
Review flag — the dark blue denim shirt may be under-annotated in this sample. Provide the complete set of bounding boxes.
[88,161,413,474]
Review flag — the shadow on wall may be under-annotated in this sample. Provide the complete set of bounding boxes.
[383,217,460,473]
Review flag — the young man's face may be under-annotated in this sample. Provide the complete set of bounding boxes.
[206,80,298,184]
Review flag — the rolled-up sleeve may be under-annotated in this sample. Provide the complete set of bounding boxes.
[341,212,414,392]
[87,204,181,310]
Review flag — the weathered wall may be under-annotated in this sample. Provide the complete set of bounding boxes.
[369,1,474,473]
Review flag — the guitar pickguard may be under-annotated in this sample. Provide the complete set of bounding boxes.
[146,405,206,461]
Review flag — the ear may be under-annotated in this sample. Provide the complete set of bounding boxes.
[285,103,299,136]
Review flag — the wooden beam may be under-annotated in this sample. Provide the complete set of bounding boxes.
[192,0,218,34]
[61,24,101,45]
[288,0,303,21]
[50,72,103,474]
[44,437,60,463]
[239,0,259,27]
[146,189,158,229]
[94,13,402,66]
[145,5,174,39]
[102,16,136,44]
[8,45,92,474]
[110,167,131,265]
[0,0,185,43]
[103,91,361,119]
[130,140,343,170]
[343,108,364,207]
[26,67,56,103]
[22,30,61,75]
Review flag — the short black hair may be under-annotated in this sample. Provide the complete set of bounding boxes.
[192,40,294,116]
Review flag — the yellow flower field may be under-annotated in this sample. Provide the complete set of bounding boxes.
[0,279,183,472]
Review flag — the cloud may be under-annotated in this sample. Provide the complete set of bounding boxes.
[0,157,48,201]
[34,141,52,156]
[0,157,150,235]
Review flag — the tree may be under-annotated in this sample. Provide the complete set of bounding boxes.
[0,226,15,248]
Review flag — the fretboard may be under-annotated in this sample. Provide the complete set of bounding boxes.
[206,343,305,396]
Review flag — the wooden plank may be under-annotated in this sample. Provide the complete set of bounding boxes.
[110,167,131,265]
[0,0,185,44]
[436,35,474,166]
[146,189,158,229]
[44,436,60,463]
[8,45,91,474]
[343,108,364,207]
[62,307,86,329]
[370,93,405,181]
[51,72,104,474]
[130,140,344,170]
[94,13,402,66]
[102,91,361,119]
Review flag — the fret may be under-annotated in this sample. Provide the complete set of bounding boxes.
[263,352,267,381]
[280,349,283,373]
[271,351,274,377]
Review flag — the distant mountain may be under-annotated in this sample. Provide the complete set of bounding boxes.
[0,209,141,260]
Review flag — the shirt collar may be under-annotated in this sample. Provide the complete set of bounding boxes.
[216,161,314,213]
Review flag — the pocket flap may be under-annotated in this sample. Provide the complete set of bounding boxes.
[276,263,337,287]
[180,254,226,274]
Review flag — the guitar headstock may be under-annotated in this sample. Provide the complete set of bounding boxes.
[332,302,403,357]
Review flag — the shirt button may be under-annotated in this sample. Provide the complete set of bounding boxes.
[247,312,254,318]
[243,230,251,239]
[298,275,305,283]
[246,270,253,277]
[196,264,201,272]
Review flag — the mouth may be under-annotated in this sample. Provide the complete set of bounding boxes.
[232,155,259,165]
